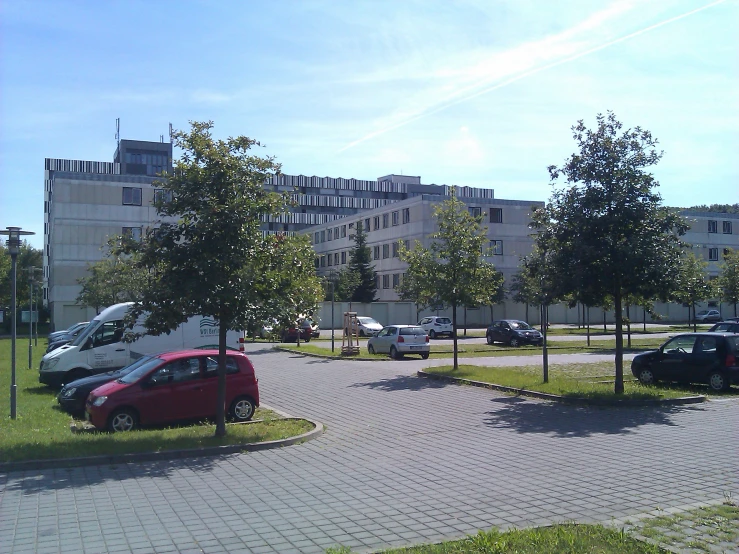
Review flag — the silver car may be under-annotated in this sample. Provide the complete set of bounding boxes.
[367,325,430,360]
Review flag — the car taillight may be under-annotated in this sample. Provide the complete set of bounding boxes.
[425,335,429,342]
[727,353,736,367]
[398,336,404,343]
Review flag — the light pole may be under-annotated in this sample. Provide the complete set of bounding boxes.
[1,227,35,419]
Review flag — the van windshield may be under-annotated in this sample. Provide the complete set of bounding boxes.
[70,320,101,347]
[118,357,165,384]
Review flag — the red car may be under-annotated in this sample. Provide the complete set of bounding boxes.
[86,349,259,432]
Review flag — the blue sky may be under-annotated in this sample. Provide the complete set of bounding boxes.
[1,0,737,249]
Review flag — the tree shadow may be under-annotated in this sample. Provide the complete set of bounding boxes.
[482,396,705,437]
[349,374,450,392]
[24,385,56,396]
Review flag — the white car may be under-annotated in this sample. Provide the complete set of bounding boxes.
[418,316,454,339]
[356,316,383,337]
[694,310,721,323]
[367,325,430,359]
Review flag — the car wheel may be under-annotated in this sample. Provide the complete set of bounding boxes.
[429,330,436,339]
[107,408,138,433]
[229,396,256,421]
[638,368,655,385]
[486,334,494,345]
[708,371,730,392]
[390,346,403,360]
[509,337,520,347]
[368,344,375,355]
[421,352,429,360]
[65,368,90,385]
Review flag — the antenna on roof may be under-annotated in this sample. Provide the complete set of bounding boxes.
[115,118,120,150]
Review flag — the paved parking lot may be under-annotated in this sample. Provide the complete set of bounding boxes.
[1,345,737,553]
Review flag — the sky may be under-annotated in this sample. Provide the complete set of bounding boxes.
[1,0,737,249]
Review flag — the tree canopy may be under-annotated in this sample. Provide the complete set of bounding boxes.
[122,121,323,436]
[398,191,504,370]
[532,111,688,393]
[346,221,377,303]
[672,251,717,330]
[718,248,739,316]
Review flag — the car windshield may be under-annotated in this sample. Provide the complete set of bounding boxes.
[117,357,165,384]
[70,320,101,347]
[509,321,533,330]
[400,326,426,335]
[359,317,379,325]
[111,355,155,378]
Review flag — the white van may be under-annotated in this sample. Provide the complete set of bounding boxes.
[39,302,242,387]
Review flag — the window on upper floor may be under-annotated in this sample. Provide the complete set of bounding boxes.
[122,187,142,206]
[392,273,400,288]
[709,248,719,261]
[153,189,172,204]
[341,251,347,264]
[327,228,333,241]
[723,221,733,234]
[392,211,399,226]
[320,256,326,267]
[341,225,347,238]
[490,208,503,223]
[373,245,380,260]
[382,213,389,228]
[314,232,320,244]
[365,218,371,232]
[334,253,339,265]
[392,242,399,257]
[490,240,503,255]
[327,254,333,266]
[320,230,326,242]
[708,220,718,233]
[382,244,390,258]
[122,227,142,242]
[373,216,380,230]
[402,208,410,224]
[382,274,390,289]
[468,206,481,218]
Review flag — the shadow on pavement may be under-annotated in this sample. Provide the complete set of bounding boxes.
[482,396,706,437]
[4,455,224,494]
[349,374,450,392]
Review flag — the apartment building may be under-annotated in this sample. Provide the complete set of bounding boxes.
[679,210,739,276]
[307,195,544,302]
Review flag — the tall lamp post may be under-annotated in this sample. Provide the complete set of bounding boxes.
[1,227,35,419]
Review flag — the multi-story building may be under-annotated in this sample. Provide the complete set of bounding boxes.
[307,194,544,302]
[679,211,739,277]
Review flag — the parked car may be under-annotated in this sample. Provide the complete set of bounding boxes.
[85,349,259,432]
[722,317,739,323]
[631,333,739,392]
[58,355,156,416]
[708,321,739,333]
[367,325,430,359]
[259,319,277,339]
[486,320,543,347]
[48,321,89,343]
[280,324,312,343]
[694,309,721,323]
[356,316,383,337]
[301,318,320,338]
[418,316,454,339]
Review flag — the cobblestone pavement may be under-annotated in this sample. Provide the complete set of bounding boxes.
[1,345,737,554]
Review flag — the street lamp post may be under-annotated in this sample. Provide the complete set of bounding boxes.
[1,227,36,419]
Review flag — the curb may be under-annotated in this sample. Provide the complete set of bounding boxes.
[274,345,376,361]
[417,371,706,406]
[0,418,324,473]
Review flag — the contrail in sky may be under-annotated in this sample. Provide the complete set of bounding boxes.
[337,0,728,153]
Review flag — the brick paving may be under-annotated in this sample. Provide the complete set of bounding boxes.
[1,344,737,553]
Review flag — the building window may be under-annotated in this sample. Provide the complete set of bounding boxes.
[153,189,172,204]
[314,257,320,269]
[327,228,333,241]
[341,225,347,238]
[328,254,333,266]
[708,220,717,233]
[365,218,371,232]
[321,230,325,242]
[468,207,481,218]
[334,253,339,265]
[392,211,399,226]
[122,227,142,241]
[122,187,142,206]
[490,240,503,255]
[382,214,389,228]
[392,273,400,288]
[382,244,389,259]
[334,226,340,238]
[490,208,503,223]
[723,221,733,234]
[402,208,410,224]
[314,232,320,244]
[382,274,390,289]
[320,256,326,267]
[709,248,719,261]
[404,239,411,250]
[373,216,380,230]
[341,251,347,264]
[392,242,399,257]
[373,245,380,260]
[375,275,380,290]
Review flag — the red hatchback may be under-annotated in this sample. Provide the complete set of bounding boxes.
[86,349,259,432]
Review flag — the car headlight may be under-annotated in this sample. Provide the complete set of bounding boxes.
[62,387,77,398]
[42,358,59,371]
[92,396,108,407]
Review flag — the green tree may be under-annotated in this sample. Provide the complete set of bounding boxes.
[532,112,688,394]
[718,248,739,316]
[347,221,377,303]
[77,236,147,313]
[330,268,360,302]
[673,251,718,330]
[123,121,322,437]
[398,191,505,370]
[0,242,43,311]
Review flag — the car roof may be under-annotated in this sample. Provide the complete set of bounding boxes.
[385,324,418,328]
[156,349,246,360]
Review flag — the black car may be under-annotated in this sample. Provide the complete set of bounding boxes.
[486,320,543,347]
[631,333,739,392]
[46,323,89,353]
[57,356,154,415]
[708,321,739,333]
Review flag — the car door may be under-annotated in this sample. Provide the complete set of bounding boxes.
[373,327,391,353]
[200,355,240,417]
[653,335,697,382]
[692,336,721,382]
[85,320,129,374]
[139,357,206,424]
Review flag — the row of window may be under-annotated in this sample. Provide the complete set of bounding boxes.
[377,273,404,289]
[708,220,733,234]
[708,248,733,261]
[122,187,172,206]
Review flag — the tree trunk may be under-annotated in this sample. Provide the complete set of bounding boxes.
[614,292,624,394]
[452,302,459,371]
[463,307,467,337]
[525,303,529,323]
[603,310,607,333]
[626,305,631,349]
[692,303,696,332]
[215,324,228,437]
[643,307,646,333]
[586,305,590,347]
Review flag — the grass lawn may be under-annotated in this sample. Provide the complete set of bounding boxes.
[0,338,314,464]
[423,362,738,400]
[327,523,666,553]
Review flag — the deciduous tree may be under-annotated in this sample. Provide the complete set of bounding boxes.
[718,249,739,316]
[673,251,718,330]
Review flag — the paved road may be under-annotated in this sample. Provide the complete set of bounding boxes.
[1,346,737,553]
